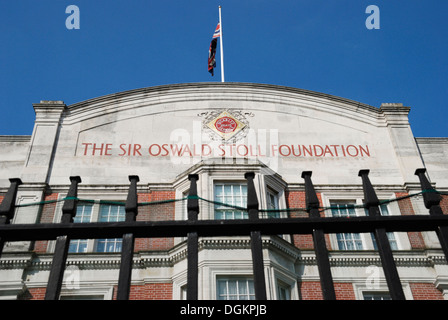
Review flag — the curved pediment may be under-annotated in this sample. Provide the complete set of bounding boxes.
[63,82,384,130]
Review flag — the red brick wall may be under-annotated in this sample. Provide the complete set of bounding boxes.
[298,281,323,300]
[410,283,444,300]
[395,192,426,249]
[22,284,174,300]
[114,283,173,300]
[135,190,176,251]
[20,287,46,300]
[441,195,448,215]
[285,190,331,250]
[334,282,357,300]
[286,191,311,249]
[34,193,59,253]
[298,281,356,300]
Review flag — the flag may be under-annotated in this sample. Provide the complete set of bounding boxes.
[208,23,220,76]
[213,23,221,39]
[208,38,217,76]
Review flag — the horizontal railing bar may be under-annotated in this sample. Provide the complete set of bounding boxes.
[1,215,448,241]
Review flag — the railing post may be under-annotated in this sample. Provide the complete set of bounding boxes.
[415,168,448,262]
[0,178,22,257]
[301,171,336,300]
[245,172,267,300]
[359,170,405,300]
[45,176,81,300]
[117,175,139,300]
[187,174,199,300]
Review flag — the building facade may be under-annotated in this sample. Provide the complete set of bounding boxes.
[0,82,447,300]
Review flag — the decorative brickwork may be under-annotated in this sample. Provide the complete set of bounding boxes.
[395,192,426,249]
[410,283,444,300]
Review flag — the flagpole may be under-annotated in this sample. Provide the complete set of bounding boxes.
[219,6,225,83]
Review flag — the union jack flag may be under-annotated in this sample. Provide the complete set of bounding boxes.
[208,38,217,76]
[208,23,220,76]
[212,23,221,38]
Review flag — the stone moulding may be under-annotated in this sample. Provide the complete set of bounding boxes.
[2,240,445,272]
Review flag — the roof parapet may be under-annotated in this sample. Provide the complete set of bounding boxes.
[32,101,66,123]
[380,103,411,126]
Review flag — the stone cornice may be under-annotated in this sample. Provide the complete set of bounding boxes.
[67,82,379,114]
[0,136,31,143]
[299,249,445,267]
[2,242,445,271]
[415,137,448,144]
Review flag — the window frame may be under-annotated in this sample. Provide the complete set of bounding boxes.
[265,188,280,218]
[216,276,255,300]
[59,286,114,300]
[277,280,292,300]
[329,200,366,250]
[362,292,392,300]
[213,182,248,220]
[69,203,94,253]
[322,192,409,251]
[365,203,399,251]
[52,192,127,254]
[95,203,126,253]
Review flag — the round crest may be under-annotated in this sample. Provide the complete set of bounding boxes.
[214,116,237,133]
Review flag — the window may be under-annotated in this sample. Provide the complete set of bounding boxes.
[69,204,93,253]
[366,204,399,250]
[217,278,255,300]
[363,292,391,300]
[214,183,247,220]
[277,281,291,300]
[331,202,363,250]
[66,201,126,253]
[96,204,125,252]
[266,189,280,219]
[59,287,113,300]
[180,285,187,300]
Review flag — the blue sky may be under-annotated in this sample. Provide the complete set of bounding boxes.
[0,1,446,137]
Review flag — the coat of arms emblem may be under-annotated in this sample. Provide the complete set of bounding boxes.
[200,109,253,143]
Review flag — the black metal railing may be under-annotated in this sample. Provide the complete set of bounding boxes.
[0,168,447,300]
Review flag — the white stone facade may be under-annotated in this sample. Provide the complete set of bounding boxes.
[0,83,447,300]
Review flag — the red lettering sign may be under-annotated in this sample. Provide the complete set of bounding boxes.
[79,143,372,158]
